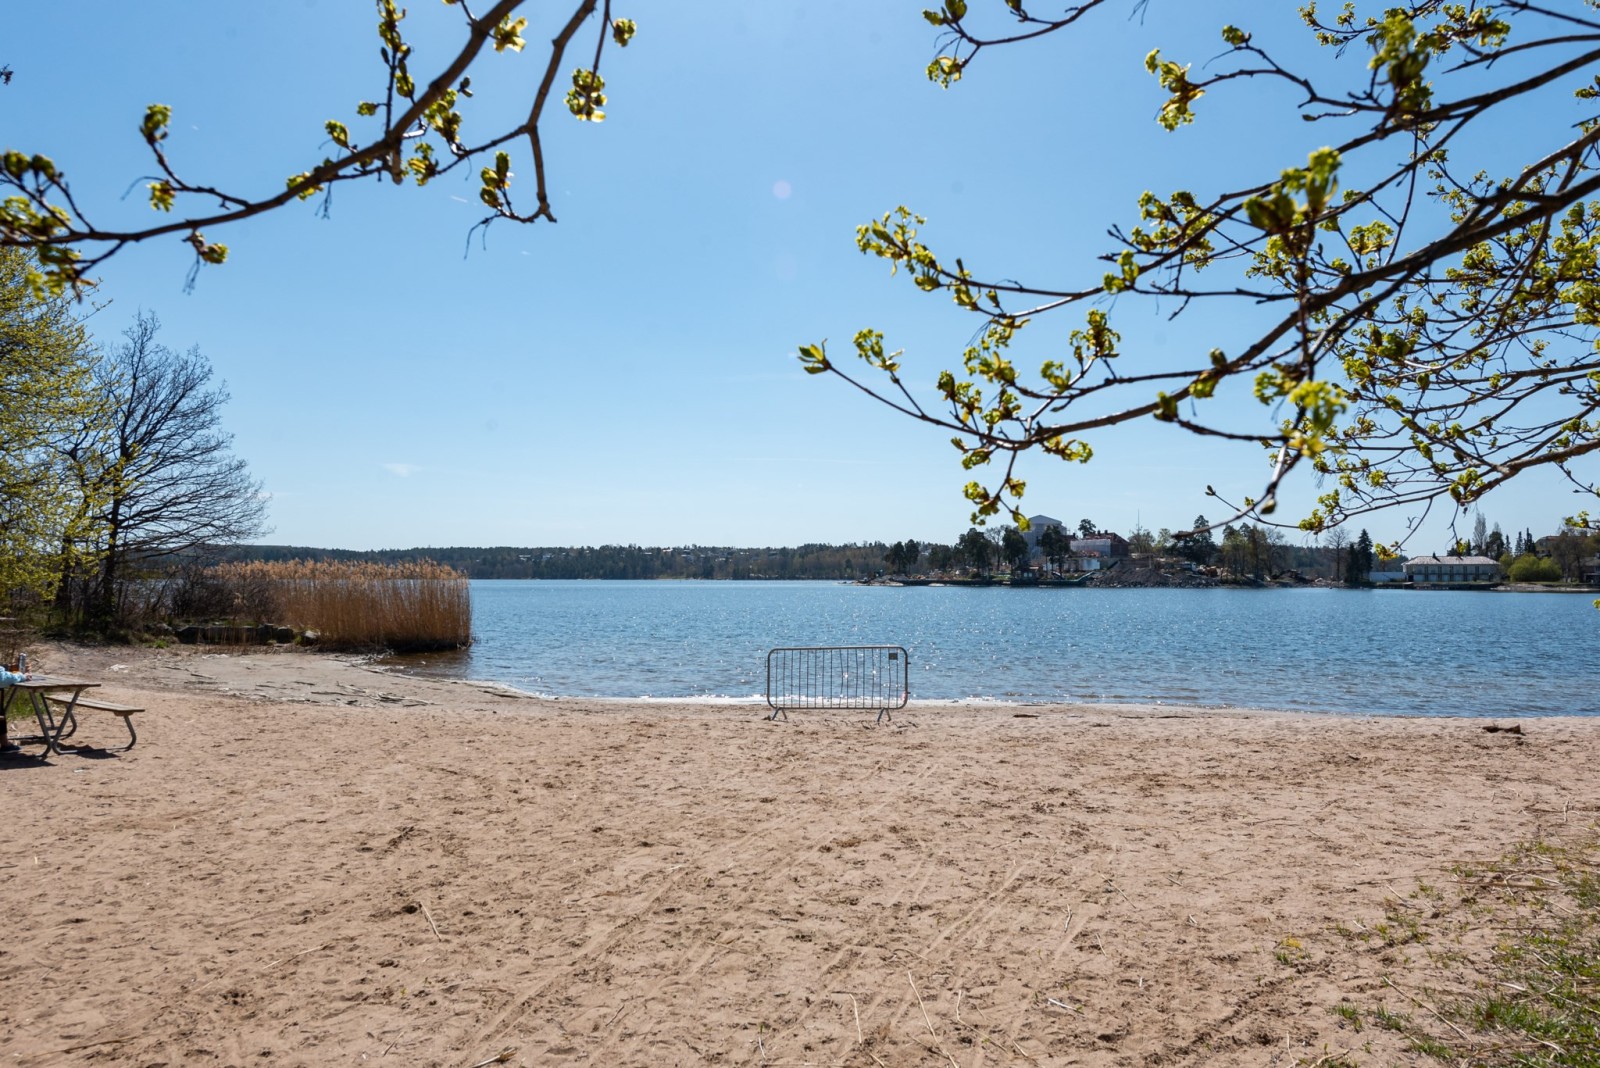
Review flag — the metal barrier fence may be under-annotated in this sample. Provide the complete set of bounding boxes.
[765,645,910,723]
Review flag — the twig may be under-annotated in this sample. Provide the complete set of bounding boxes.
[465,1048,517,1068]
[830,991,863,1044]
[191,971,228,993]
[1451,879,1566,891]
[419,899,442,941]
[907,972,959,1068]
[259,942,332,972]
[28,1037,135,1057]
[1382,976,1472,1042]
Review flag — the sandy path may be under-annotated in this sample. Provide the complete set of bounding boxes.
[0,643,1595,1066]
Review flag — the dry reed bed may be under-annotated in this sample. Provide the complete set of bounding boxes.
[207,559,471,650]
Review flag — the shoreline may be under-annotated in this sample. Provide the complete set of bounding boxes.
[379,664,1596,720]
[387,683,1578,720]
[3,641,1598,1066]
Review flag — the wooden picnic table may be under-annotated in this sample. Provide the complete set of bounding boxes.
[1,677,102,756]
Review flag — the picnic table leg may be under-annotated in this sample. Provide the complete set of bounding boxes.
[26,690,55,754]
[27,690,79,755]
[54,698,79,741]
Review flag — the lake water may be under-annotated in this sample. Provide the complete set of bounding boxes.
[402,580,1600,716]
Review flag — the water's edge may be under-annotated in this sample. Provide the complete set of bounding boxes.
[392,581,1600,718]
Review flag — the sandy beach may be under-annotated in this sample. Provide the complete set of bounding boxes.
[1,642,1596,1067]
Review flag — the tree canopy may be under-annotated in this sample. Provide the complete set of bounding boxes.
[0,255,265,622]
[0,247,101,603]
[6,2,1600,546]
[801,1,1600,543]
[1,1,638,295]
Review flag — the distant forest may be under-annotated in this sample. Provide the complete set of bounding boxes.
[216,537,1374,582]
[216,543,900,581]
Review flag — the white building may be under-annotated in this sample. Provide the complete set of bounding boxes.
[1402,555,1500,583]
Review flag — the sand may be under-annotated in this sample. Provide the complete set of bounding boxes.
[1,642,1596,1067]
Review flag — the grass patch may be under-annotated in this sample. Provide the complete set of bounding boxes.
[1300,1053,1362,1068]
[1330,1001,1363,1031]
[1371,1005,1412,1032]
[1342,834,1600,1066]
[1374,902,1427,948]
[1277,934,1311,967]
[1454,844,1600,1066]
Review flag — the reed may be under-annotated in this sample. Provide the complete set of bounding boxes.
[204,559,471,652]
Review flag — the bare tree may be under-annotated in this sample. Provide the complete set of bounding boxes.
[1323,526,1350,583]
[1470,511,1489,556]
[1549,529,1589,582]
[1262,526,1288,578]
[63,313,268,623]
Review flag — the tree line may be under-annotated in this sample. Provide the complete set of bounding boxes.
[214,501,1600,588]
[882,509,1597,585]
[217,542,900,582]
[882,516,1367,582]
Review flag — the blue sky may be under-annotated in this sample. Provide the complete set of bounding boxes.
[4,2,1581,553]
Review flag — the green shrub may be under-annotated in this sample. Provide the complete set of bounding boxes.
[1507,554,1562,582]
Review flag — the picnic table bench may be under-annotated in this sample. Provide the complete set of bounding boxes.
[47,694,142,751]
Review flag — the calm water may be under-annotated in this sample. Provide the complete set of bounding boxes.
[403,580,1600,716]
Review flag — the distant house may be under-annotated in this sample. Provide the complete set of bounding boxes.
[1022,515,1065,551]
[1070,532,1130,561]
[1402,555,1500,584]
